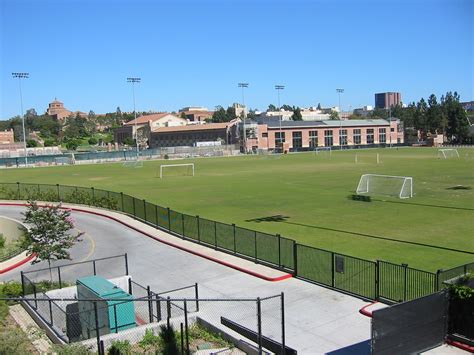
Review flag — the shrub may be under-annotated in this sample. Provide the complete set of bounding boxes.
[88,137,98,145]
[44,138,58,147]
[26,139,38,148]
[159,324,179,355]
[52,343,95,355]
[0,301,9,322]
[108,340,131,355]
[139,328,161,352]
[0,328,31,354]
[0,234,5,249]
[0,281,23,299]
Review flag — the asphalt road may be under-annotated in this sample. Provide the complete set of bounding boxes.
[0,205,371,354]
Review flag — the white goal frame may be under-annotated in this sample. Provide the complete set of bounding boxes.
[159,163,195,178]
[438,149,459,159]
[356,174,413,199]
[314,147,332,156]
[122,160,143,168]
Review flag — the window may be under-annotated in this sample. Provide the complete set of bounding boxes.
[262,132,268,138]
[324,130,333,146]
[309,130,318,148]
[339,129,348,146]
[353,129,361,144]
[292,131,302,149]
[275,131,285,145]
[379,128,386,143]
[367,129,374,144]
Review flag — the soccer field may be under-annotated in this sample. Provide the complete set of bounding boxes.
[1,147,473,271]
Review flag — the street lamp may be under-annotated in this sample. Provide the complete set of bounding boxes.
[238,83,249,153]
[127,77,141,158]
[12,72,29,167]
[275,85,285,152]
[336,88,344,150]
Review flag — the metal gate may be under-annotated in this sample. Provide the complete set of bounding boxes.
[371,290,448,354]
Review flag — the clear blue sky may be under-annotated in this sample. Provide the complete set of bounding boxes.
[1,0,472,119]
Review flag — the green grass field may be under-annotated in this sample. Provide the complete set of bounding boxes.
[1,147,473,271]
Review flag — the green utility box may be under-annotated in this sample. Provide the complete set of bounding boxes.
[77,276,135,339]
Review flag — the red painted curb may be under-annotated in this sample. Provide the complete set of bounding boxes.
[446,339,474,353]
[359,301,378,317]
[0,202,293,282]
[0,253,36,274]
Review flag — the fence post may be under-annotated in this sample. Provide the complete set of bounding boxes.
[91,187,95,202]
[167,208,171,231]
[20,271,25,296]
[143,200,147,221]
[147,286,153,323]
[155,205,159,227]
[181,214,185,238]
[232,224,236,254]
[180,323,185,355]
[128,277,132,295]
[120,192,124,212]
[436,269,443,291]
[56,184,60,201]
[93,302,101,354]
[113,304,118,333]
[184,300,190,354]
[254,231,258,263]
[166,297,171,327]
[402,263,408,301]
[375,260,380,300]
[99,341,105,355]
[281,292,285,354]
[277,234,281,268]
[58,267,62,289]
[33,284,37,309]
[49,299,53,326]
[133,198,136,217]
[214,221,217,250]
[331,252,335,288]
[293,243,298,276]
[156,295,162,321]
[257,297,262,354]
[125,253,129,275]
[197,216,201,243]
[194,283,199,312]
[93,260,97,276]
[16,182,20,199]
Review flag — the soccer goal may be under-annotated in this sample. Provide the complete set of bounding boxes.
[123,160,143,168]
[54,156,74,165]
[314,147,332,157]
[356,174,413,199]
[438,149,459,159]
[159,163,195,178]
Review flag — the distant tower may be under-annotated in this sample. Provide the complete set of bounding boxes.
[46,98,72,120]
[375,92,401,109]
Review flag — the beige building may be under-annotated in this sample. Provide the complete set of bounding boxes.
[46,98,86,121]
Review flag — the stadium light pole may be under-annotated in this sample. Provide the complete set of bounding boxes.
[12,72,29,167]
[275,85,285,151]
[238,83,249,154]
[336,88,344,150]
[127,77,141,158]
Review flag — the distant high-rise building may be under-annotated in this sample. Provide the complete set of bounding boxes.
[375,92,401,109]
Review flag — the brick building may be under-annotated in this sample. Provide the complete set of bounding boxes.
[46,98,86,121]
[375,92,402,109]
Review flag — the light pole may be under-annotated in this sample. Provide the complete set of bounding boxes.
[336,88,344,150]
[127,77,141,158]
[12,72,29,167]
[275,85,285,151]
[238,83,249,153]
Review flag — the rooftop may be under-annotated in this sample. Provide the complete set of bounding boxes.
[124,113,174,126]
[266,119,390,129]
[153,122,233,133]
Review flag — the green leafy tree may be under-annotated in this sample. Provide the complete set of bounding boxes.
[329,111,340,120]
[26,139,38,147]
[281,104,293,111]
[226,106,237,120]
[267,104,278,112]
[22,201,83,279]
[211,106,229,123]
[441,91,469,143]
[291,107,303,121]
[88,137,98,145]
[66,139,81,151]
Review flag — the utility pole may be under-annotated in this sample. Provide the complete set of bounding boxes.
[238,83,249,153]
[127,77,141,158]
[12,72,29,167]
[275,85,285,152]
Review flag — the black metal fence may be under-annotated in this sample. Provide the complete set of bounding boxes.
[1,182,472,303]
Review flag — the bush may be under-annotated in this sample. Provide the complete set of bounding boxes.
[159,324,179,355]
[108,340,131,355]
[0,281,23,299]
[139,329,161,352]
[122,137,135,146]
[44,138,58,147]
[66,139,81,151]
[26,139,38,148]
[52,343,94,355]
[0,301,9,322]
[164,154,169,160]
[88,137,98,145]
[0,234,5,249]
[0,328,31,354]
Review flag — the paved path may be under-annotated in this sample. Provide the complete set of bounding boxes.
[0,204,371,354]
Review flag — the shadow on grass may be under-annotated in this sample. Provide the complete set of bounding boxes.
[246,215,474,255]
[372,198,474,211]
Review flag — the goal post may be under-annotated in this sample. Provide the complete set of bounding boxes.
[122,160,143,168]
[356,174,413,199]
[438,149,459,159]
[314,147,332,156]
[159,163,195,178]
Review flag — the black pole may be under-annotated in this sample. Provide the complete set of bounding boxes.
[99,340,105,355]
[114,304,118,333]
[180,322,185,355]
[20,271,25,296]
[181,214,185,238]
[197,216,200,243]
[128,277,132,295]
[293,243,298,276]
[156,295,162,321]
[254,231,258,263]
[125,253,129,275]
[194,283,199,312]
[155,205,159,227]
[143,200,147,221]
[277,234,281,268]
[233,224,236,254]
[58,267,62,289]
[214,221,217,250]
[91,187,95,201]
[93,260,97,276]
[49,299,53,326]
[281,292,285,354]
[257,297,262,354]
[94,301,101,353]
[120,192,124,212]
[147,286,153,323]
[33,284,37,308]
[184,300,189,354]
[167,297,171,327]
[167,208,171,231]
[133,198,136,217]
[331,252,335,288]
[403,263,408,301]
[375,260,380,300]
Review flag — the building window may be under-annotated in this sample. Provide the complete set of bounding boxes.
[292,131,302,149]
[275,132,285,144]
[367,129,374,144]
[324,130,333,147]
[262,132,268,138]
[353,129,361,144]
[379,128,386,143]
[339,129,348,146]
[309,130,318,148]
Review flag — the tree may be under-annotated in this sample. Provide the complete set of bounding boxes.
[88,137,98,145]
[21,201,83,279]
[267,104,278,112]
[66,139,81,150]
[329,111,340,120]
[291,107,303,121]
[180,112,187,119]
[211,106,228,123]
[226,106,237,120]
[281,104,293,112]
[441,91,469,143]
[26,139,37,147]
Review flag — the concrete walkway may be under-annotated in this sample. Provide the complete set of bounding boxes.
[0,203,372,354]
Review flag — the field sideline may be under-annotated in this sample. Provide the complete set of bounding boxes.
[1,147,473,271]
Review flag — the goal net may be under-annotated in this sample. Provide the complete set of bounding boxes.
[159,163,195,178]
[438,149,459,159]
[314,147,332,157]
[122,160,143,168]
[356,174,413,199]
[54,156,74,165]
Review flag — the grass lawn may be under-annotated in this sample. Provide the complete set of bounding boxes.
[1,147,473,271]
